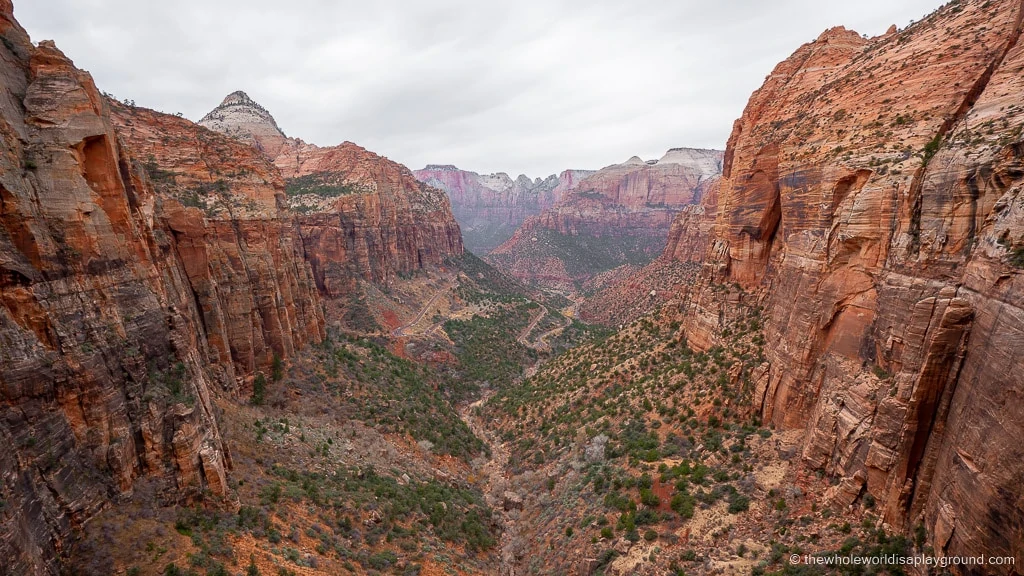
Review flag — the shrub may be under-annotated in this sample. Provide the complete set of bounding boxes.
[728,494,750,514]
[271,355,284,382]
[922,133,942,163]
[368,551,398,570]
[671,492,695,519]
[639,488,660,507]
[252,374,266,406]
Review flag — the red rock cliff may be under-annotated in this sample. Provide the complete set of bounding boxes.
[669,0,1024,567]
[199,93,465,297]
[489,149,721,290]
[277,139,464,296]
[0,10,230,573]
[412,165,593,254]
[109,102,326,385]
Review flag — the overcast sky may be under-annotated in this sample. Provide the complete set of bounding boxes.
[17,0,940,177]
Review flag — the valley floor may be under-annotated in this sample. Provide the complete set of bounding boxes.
[66,265,921,576]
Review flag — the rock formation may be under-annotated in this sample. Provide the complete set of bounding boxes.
[0,9,230,573]
[488,148,722,290]
[198,90,289,158]
[413,165,594,254]
[664,0,1024,568]
[198,94,465,297]
[0,7,463,571]
[109,102,326,384]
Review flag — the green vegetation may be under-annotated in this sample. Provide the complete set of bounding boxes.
[485,292,777,569]
[537,229,661,283]
[445,301,538,390]
[169,462,496,573]
[316,334,486,460]
[921,133,942,164]
[752,530,912,575]
[269,464,495,552]
[251,373,266,406]
[143,156,176,183]
[148,361,192,405]
[449,252,531,300]
[998,234,1024,268]
[341,293,381,332]
[285,173,368,198]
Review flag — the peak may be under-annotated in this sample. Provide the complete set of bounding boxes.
[221,90,254,106]
[624,156,645,166]
[422,164,460,171]
[199,90,287,156]
[814,26,864,44]
[664,147,722,155]
[207,90,272,115]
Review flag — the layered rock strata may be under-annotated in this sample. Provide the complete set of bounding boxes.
[0,9,230,573]
[413,165,594,254]
[664,1,1024,568]
[199,93,465,297]
[489,148,722,290]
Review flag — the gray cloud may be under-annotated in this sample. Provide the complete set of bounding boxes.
[16,0,940,176]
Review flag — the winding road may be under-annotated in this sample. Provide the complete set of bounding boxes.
[390,281,454,337]
[516,305,573,351]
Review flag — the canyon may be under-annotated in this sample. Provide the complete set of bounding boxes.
[487,148,722,291]
[0,0,1022,574]
[413,165,593,255]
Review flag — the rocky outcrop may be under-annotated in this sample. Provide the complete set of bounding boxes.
[666,0,1024,568]
[0,10,230,574]
[489,149,722,290]
[198,95,465,297]
[413,165,593,254]
[198,90,289,158]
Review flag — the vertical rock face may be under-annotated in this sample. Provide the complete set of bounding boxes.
[0,10,229,574]
[109,103,326,385]
[668,0,1024,567]
[663,176,720,263]
[198,95,465,297]
[488,148,722,290]
[412,165,594,254]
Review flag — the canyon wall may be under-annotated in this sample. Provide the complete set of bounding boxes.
[413,165,593,254]
[0,10,230,574]
[669,0,1024,567]
[0,13,463,573]
[109,102,326,385]
[489,149,722,290]
[200,93,465,297]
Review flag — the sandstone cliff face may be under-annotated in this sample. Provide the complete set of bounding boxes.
[489,149,722,290]
[198,94,465,297]
[0,9,230,573]
[663,176,720,263]
[110,102,326,385]
[412,165,594,254]
[668,0,1024,567]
